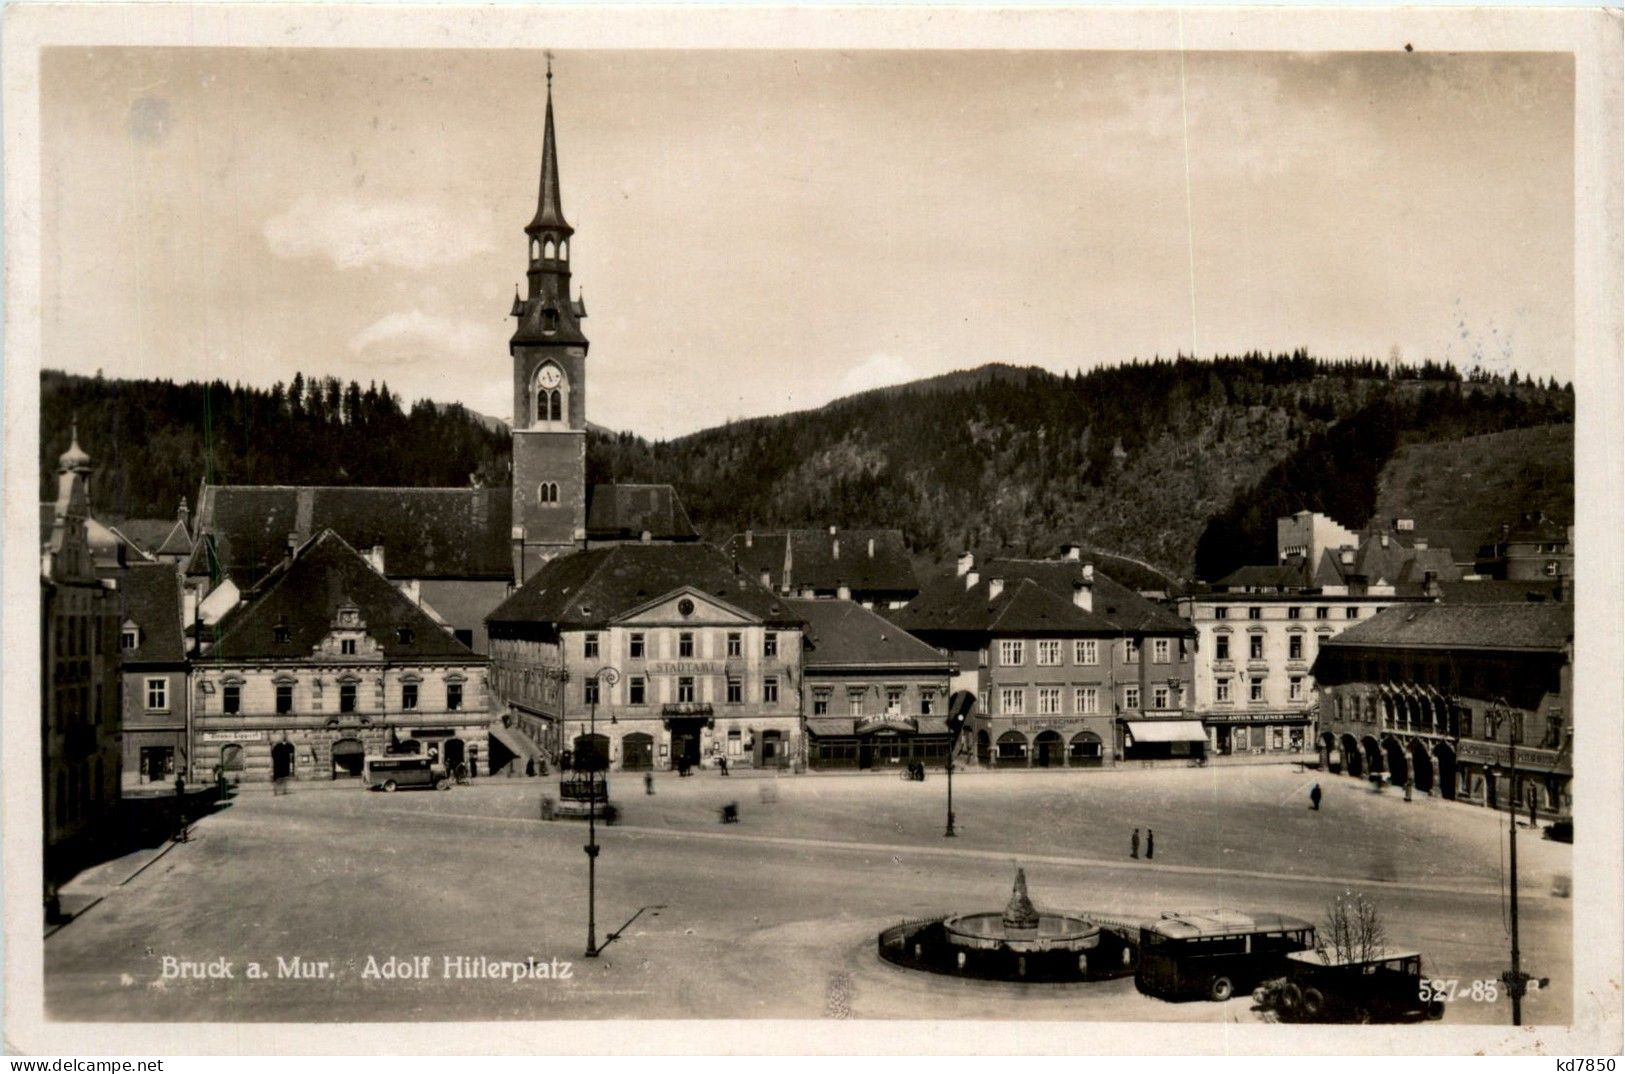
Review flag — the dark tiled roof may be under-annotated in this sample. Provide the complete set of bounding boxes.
[788,598,955,670]
[203,530,482,663]
[1322,602,1572,653]
[188,485,513,583]
[117,563,186,665]
[153,518,194,557]
[487,543,800,629]
[1214,564,1310,590]
[105,518,181,556]
[892,559,1191,637]
[586,484,698,541]
[1436,579,1568,605]
[722,529,918,594]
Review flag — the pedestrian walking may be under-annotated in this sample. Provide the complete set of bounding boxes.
[719,756,729,777]
[1130,828,1140,859]
[644,771,654,795]
[175,774,186,798]
[1310,783,1322,811]
[525,757,535,778]
[1528,788,1538,828]
[1146,829,1155,860]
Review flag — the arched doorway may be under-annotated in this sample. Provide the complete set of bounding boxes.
[758,729,784,768]
[443,738,466,771]
[976,730,991,766]
[573,732,610,772]
[1433,741,1457,800]
[1360,736,1384,778]
[1408,740,1433,793]
[621,732,654,771]
[1340,734,1363,778]
[331,737,365,779]
[996,730,1028,767]
[219,744,245,782]
[1319,732,1340,774]
[271,741,296,782]
[1382,738,1409,786]
[1033,731,1064,767]
[1069,731,1104,768]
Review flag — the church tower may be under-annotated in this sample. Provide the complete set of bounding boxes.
[510,61,589,582]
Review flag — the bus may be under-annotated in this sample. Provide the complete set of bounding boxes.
[363,755,451,792]
[1135,909,1316,1002]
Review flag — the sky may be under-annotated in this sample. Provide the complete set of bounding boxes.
[41,48,1574,440]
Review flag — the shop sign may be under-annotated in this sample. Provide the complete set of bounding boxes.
[199,730,266,743]
[1203,712,1310,725]
[649,662,722,675]
[1007,718,1089,732]
[1457,740,1568,773]
[410,728,456,739]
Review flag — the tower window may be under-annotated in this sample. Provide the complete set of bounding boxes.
[530,238,540,262]
[559,240,568,260]
[535,386,562,423]
[542,308,560,334]
[538,482,560,505]
[544,238,556,260]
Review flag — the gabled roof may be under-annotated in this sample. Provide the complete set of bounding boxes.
[153,517,194,557]
[487,542,800,629]
[891,559,1191,638]
[722,529,919,594]
[586,484,698,542]
[788,598,955,670]
[187,485,513,584]
[1321,602,1572,653]
[202,530,481,663]
[118,563,187,665]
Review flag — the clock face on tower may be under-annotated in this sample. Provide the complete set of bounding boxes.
[537,365,562,390]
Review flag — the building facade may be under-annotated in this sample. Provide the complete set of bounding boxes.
[790,598,959,770]
[892,552,1199,767]
[487,543,805,772]
[1311,602,1573,815]
[117,563,190,789]
[40,430,123,885]
[190,531,491,783]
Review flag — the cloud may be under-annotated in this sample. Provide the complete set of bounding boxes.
[835,352,926,398]
[348,310,490,363]
[264,194,494,270]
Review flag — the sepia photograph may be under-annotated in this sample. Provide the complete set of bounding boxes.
[3,3,1620,1058]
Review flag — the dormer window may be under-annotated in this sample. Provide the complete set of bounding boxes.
[273,625,291,644]
[541,308,560,334]
[396,627,414,645]
[340,639,357,655]
[121,626,139,651]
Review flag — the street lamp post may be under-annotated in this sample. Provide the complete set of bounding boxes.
[583,665,620,959]
[1487,697,1534,1025]
[944,691,975,838]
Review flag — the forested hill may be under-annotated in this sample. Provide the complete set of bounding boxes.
[44,356,1572,582]
[586,354,1573,581]
[40,370,510,518]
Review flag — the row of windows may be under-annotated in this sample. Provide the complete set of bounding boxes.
[1214,606,1370,621]
[204,680,463,715]
[585,675,781,706]
[995,684,1180,715]
[1213,634,1314,662]
[529,237,570,261]
[55,611,110,658]
[995,638,1179,668]
[585,631,781,660]
[1213,675,1305,703]
[810,687,939,716]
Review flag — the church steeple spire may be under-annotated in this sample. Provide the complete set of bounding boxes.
[527,56,572,238]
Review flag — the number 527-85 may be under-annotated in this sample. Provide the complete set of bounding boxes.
[1420,979,1500,1003]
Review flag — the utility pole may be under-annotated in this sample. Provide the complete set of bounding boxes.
[1492,699,1534,1024]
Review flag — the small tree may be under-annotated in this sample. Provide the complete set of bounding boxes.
[1316,890,1387,964]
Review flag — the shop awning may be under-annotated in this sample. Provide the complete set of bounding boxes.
[804,718,858,737]
[1124,720,1208,744]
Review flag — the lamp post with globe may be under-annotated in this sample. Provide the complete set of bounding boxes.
[583,665,620,958]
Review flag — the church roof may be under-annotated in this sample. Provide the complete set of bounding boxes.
[204,530,483,663]
[526,83,571,237]
[586,484,698,542]
[487,542,800,630]
[187,485,513,584]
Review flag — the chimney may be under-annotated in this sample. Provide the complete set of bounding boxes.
[1061,543,1081,562]
[1414,537,1428,550]
[956,552,975,578]
[867,538,875,558]
[832,539,840,560]
[368,545,386,575]
[177,496,190,527]
[828,524,838,536]
[988,577,1004,600]
[1073,580,1093,612]
[1423,570,1441,599]
[1380,533,1390,549]
[1340,548,1355,565]
[745,529,753,548]
[965,569,980,591]
[1082,563,1095,582]
[837,581,852,601]
[800,585,816,598]
[760,568,773,589]
[640,530,652,543]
